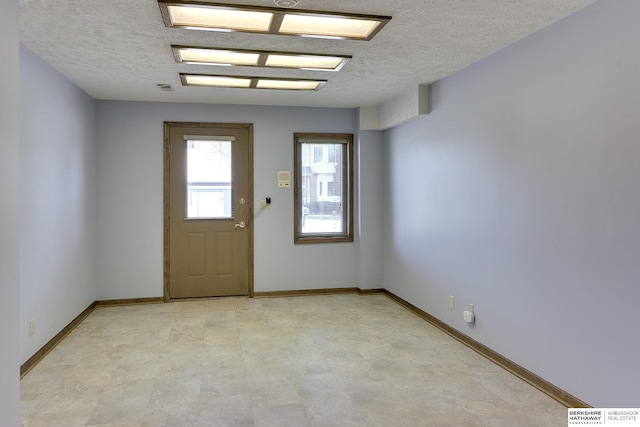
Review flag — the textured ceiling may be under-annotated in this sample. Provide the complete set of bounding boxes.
[19,0,598,108]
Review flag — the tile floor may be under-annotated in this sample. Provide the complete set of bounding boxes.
[20,294,567,426]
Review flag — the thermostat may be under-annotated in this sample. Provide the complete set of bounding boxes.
[277,170,291,188]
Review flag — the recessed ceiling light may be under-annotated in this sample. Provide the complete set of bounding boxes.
[175,47,260,66]
[182,75,252,88]
[159,1,391,41]
[255,79,319,90]
[265,54,346,71]
[164,4,273,32]
[278,14,380,40]
[180,73,326,91]
[172,46,351,71]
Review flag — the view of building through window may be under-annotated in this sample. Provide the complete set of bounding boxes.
[186,139,232,219]
[299,142,344,234]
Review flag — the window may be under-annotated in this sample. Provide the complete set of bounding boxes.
[185,138,233,218]
[327,181,336,196]
[294,133,353,243]
[328,145,336,163]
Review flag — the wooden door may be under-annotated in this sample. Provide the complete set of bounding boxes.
[165,122,252,298]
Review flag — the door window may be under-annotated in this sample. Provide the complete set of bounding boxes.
[185,138,233,219]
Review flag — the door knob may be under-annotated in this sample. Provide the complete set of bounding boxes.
[234,221,246,229]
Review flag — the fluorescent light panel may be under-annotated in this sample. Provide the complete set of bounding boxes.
[265,54,344,70]
[159,1,391,41]
[279,14,380,40]
[183,75,252,88]
[180,73,326,91]
[167,5,273,32]
[256,80,319,90]
[176,47,260,66]
[173,46,351,71]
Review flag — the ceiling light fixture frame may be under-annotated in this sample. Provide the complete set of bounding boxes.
[180,73,327,91]
[172,45,352,71]
[158,1,391,41]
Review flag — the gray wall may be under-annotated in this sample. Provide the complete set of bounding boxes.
[0,0,21,424]
[383,0,640,406]
[358,130,385,289]
[19,46,98,363]
[95,102,381,299]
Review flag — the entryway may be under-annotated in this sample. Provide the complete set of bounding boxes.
[164,122,253,299]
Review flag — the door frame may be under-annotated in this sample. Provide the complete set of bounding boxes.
[163,121,254,301]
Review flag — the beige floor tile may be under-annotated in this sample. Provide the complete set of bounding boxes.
[85,379,156,425]
[21,294,568,427]
[253,403,309,427]
[197,392,255,426]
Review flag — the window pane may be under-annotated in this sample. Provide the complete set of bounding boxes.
[295,133,353,244]
[328,145,336,163]
[186,139,232,219]
[299,142,344,234]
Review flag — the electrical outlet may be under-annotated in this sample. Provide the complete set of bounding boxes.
[260,199,271,210]
[449,295,455,310]
[29,319,35,336]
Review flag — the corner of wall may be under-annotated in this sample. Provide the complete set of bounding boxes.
[359,84,429,131]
